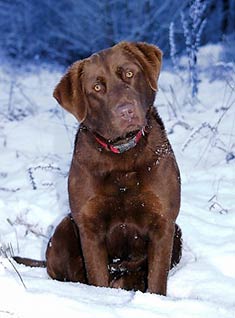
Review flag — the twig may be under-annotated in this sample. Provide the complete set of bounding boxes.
[15,82,39,111]
[6,256,27,289]
[7,219,20,253]
[8,216,48,239]
[27,164,62,190]
[182,122,216,152]
[0,187,20,193]
[208,195,228,214]
[0,310,18,317]
[159,85,179,120]
[0,244,27,289]
[28,167,37,190]
[168,120,192,135]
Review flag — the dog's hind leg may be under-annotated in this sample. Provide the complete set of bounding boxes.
[46,214,87,283]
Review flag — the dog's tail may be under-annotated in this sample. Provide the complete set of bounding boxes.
[13,256,46,268]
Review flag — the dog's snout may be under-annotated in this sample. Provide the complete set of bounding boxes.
[116,104,135,121]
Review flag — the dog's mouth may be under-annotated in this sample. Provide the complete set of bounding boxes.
[110,114,147,145]
[109,129,142,146]
[107,107,151,147]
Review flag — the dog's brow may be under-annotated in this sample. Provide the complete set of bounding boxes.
[96,76,106,83]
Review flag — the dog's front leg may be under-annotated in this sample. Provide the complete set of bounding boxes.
[78,212,109,288]
[147,220,175,295]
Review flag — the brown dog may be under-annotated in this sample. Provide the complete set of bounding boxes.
[14,42,182,295]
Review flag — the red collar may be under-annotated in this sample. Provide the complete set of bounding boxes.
[94,128,145,154]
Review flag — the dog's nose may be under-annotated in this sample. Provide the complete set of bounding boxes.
[116,104,135,121]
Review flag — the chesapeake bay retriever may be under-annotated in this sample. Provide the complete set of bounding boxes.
[14,41,182,295]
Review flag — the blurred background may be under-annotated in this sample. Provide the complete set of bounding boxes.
[0,0,234,66]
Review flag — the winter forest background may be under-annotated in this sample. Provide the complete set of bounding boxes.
[0,1,235,318]
[0,0,234,64]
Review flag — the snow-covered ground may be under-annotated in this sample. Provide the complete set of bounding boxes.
[0,45,235,318]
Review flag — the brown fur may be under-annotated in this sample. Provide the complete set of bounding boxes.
[14,42,182,295]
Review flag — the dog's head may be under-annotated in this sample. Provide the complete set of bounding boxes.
[54,42,162,141]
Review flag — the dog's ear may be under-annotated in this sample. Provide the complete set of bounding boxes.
[53,60,87,122]
[120,41,162,91]
[134,42,162,91]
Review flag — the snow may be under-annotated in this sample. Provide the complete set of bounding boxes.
[0,46,235,318]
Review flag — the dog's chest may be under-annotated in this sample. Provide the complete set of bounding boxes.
[103,171,141,195]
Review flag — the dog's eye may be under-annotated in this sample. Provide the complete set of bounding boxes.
[94,84,101,92]
[126,71,133,78]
